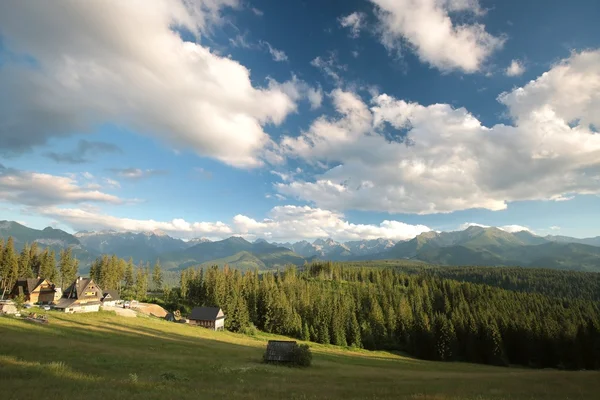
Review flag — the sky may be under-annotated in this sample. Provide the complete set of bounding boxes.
[0,0,599,242]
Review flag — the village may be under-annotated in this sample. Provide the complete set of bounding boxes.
[0,275,226,331]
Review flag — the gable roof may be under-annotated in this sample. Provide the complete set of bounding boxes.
[12,278,50,296]
[189,307,224,321]
[63,277,101,299]
[102,290,120,302]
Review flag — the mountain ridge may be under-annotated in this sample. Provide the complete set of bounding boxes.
[1,220,600,272]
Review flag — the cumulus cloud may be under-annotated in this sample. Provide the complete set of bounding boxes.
[339,12,366,38]
[505,59,525,76]
[277,50,600,214]
[44,139,121,164]
[38,204,430,241]
[0,166,124,206]
[0,0,300,167]
[38,207,233,239]
[109,168,169,180]
[370,0,504,72]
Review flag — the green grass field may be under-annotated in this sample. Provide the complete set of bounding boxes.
[1,311,598,400]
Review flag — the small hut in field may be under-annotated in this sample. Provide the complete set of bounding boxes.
[264,340,297,363]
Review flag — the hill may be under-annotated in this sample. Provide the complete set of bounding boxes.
[0,220,97,266]
[161,237,307,270]
[1,311,598,400]
[75,230,189,263]
[378,226,600,272]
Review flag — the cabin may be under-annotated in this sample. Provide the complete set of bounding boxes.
[188,307,225,331]
[10,278,58,305]
[101,290,121,307]
[264,340,297,363]
[54,277,103,313]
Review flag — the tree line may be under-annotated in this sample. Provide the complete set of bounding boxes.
[0,237,79,296]
[164,262,600,370]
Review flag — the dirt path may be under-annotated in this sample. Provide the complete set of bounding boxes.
[103,306,137,318]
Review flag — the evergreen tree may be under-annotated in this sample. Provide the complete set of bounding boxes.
[152,259,163,291]
[0,237,19,296]
[18,243,33,278]
[58,247,78,288]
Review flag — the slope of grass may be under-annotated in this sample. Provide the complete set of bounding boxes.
[1,311,599,400]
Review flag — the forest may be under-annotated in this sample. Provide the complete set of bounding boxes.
[1,236,599,370]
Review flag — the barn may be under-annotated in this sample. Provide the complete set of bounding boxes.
[188,307,225,330]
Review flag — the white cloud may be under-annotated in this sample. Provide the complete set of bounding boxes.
[0,166,124,206]
[39,205,430,242]
[38,207,233,239]
[260,41,288,62]
[0,0,299,168]
[339,12,366,38]
[458,222,531,233]
[110,168,168,180]
[277,50,600,214]
[307,86,324,110]
[232,205,431,241]
[505,59,525,76]
[311,53,347,85]
[550,226,561,231]
[370,0,504,72]
[251,7,263,16]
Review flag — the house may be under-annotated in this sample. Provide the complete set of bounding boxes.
[54,277,103,313]
[188,307,225,330]
[101,290,121,307]
[10,278,58,305]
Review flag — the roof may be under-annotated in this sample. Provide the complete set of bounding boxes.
[188,307,224,321]
[54,298,102,309]
[13,278,45,295]
[54,298,76,309]
[63,277,101,299]
[102,290,120,302]
[264,340,297,362]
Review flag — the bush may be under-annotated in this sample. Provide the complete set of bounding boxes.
[241,323,258,336]
[291,344,312,367]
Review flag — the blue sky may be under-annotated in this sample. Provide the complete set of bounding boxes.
[0,0,599,241]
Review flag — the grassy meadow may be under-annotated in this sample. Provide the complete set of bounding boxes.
[1,311,598,400]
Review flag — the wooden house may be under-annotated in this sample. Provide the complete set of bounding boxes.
[54,277,103,313]
[188,307,225,330]
[10,278,58,305]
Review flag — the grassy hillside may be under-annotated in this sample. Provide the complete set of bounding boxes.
[1,311,598,400]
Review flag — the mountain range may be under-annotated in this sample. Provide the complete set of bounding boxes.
[1,220,600,272]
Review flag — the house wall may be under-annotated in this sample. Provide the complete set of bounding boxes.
[215,318,225,331]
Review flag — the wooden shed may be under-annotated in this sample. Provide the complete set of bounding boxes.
[264,340,297,362]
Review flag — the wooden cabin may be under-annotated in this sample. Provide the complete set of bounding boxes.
[188,307,225,330]
[10,278,58,305]
[54,277,103,313]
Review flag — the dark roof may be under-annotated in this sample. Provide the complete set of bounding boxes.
[188,307,224,321]
[264,340,297,362]
[63,277,101,299]
[13,278,44,295]
[102,290,120,302]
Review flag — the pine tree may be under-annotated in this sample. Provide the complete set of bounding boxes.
[29,242,41,277]
[59,247,78,288]
[124,258,135,290]
[152,259,163,291]
[0,237,19,296]
[18,243,33,278]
